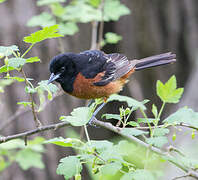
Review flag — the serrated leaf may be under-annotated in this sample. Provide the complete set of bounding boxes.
[101,113,120,120]
[121,128,148,136]
[121,169,155,180]
[0,45,19,56]
[108,94,147,110]
[163,107,198,128]
[37,0,65,6]
[27,12,56,28]
[60,107,92,126]
[89,140,113,153]
[146,136,168,148]
[8,58,26,68]
[104,0,131,21]
[153,128,169,137]
[0,65,15,73]
[105,32,122,44]
[100,162,122,176]
[23,25,63,44]
[57,156,82,179]
[156,75,184,103]
[16,149,44,170]
[58,22,79,35]
[61,2,101,23]
[26,57,40,63]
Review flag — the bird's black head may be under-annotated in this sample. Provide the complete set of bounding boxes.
[48,53,79,89]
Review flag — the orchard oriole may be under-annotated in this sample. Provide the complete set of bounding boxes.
[48,50,176,124]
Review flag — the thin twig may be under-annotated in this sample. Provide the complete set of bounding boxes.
[0,90,64,131]
[97,0,105,50]
[20,68,41,127]
[0,121,70,143]
[1,118,198,178]
[90,21,99,50]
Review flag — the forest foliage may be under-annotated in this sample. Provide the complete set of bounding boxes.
[1,0,198,179]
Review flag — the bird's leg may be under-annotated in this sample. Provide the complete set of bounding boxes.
[87,99,95,107]
[88,101,106,126]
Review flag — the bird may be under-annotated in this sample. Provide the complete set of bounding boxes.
[48,50,176,124]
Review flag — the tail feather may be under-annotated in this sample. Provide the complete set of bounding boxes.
[134,52,176,71]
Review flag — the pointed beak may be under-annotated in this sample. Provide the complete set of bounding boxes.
[48,73,60,84]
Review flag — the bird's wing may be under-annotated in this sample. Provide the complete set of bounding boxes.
[79,50,134,86]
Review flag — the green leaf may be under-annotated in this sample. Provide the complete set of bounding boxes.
[89,140,113,153]
[153,128,169,137]
[0,45,19,56]
[37,80,58,93]
[60,107,92,126]
[61,2,101,23]
[101,113,120,120]
[100,162,122,176]
[26,57,40,63]
[108,94,148,110]
[163,107,198,128]
[121,169,155,180]
[89,0,101,8]
[121,128,148,136]
[23,25,63,44]
[152,104,158,118]
[45,137,84,148]
[127,121,140,127]
[0,65,15,73]
[0,0,6,3]
[156,75,184,103]
[16,149,44,170]
[105,32,122,44]
[37,0,66,6]
[146,136,168,148]
[27,12,56,28]
[51,3,66,17]
[57,156,82,179]
[25,86,37,93]
[104,0,131,21]
[8,58,26,68]
[58,22,79,35]
[0,139,25,150]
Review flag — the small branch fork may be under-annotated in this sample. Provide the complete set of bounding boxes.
[1,118,198,179]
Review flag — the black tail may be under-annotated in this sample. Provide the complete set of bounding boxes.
[134,52,176,71]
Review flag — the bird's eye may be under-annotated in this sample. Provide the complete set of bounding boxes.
[60,67,65,72]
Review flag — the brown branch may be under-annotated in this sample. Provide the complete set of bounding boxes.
[1,118,198,178]
[0,121,69,143]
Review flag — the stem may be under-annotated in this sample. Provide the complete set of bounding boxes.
[21,68,41,127]
[84,125,91,145]
[158,102,166,119]
[90,21,98,50]
[21,44,34,58]
[140,108,153,136]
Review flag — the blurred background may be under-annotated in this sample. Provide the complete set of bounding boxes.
[0,0,198,179]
